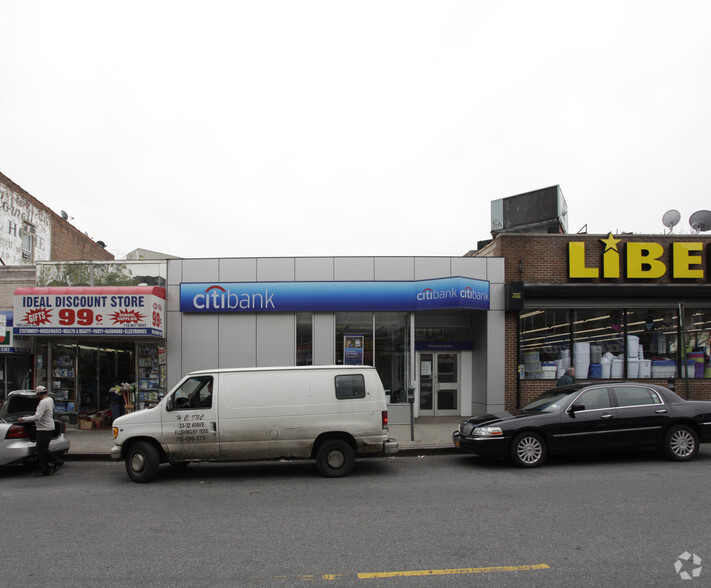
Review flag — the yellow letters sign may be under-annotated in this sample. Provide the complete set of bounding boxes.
[568,234,705,280]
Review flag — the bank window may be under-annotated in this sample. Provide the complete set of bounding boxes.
[335,374,366,399]
[335,312,410,403]
[336,313,373,367]
[375,313,409,403]
[296,313,313,366]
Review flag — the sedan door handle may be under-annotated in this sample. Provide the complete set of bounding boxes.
[601,413,615,419]
[655,409,668,414]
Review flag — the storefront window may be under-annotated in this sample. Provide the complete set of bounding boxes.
[520,306,710,380]
[335,312,410,402]
[296,313,313,366]
[0,355,33,400]
[520,309,571,379]
[51,343,77,413]
[336,313,373,367]
[681,308,711,379]
[572,308,634,379]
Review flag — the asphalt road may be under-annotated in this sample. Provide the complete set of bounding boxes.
[1,449,709,587]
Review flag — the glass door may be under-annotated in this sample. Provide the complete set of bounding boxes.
[418,352,459,416]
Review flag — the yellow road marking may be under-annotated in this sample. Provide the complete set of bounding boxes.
[358,563,550,579]
[275,563,550,582]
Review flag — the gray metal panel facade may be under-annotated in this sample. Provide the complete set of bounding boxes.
[219,314,257,367]
[295,258,334,281]
[166,256,506,414]
[256,314,295,367]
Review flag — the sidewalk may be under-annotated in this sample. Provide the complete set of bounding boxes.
[62,417,461,460]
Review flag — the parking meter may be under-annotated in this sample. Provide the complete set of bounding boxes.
[408,386,415,440]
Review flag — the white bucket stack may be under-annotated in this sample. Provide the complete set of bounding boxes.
[627,335,640,377]
[574,342,590,379]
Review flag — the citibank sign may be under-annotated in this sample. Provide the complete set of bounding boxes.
[569,233,707,280]
[180,277,490,313]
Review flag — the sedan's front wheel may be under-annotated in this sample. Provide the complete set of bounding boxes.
[510,431,547,468]
[663,425,699,461]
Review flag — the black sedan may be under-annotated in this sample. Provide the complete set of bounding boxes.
[453,382,711,467]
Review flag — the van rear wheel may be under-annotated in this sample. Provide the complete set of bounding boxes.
[316,439,355,478]
[125,441,160,483]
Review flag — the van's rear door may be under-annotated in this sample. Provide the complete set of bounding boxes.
[161,374,219,460]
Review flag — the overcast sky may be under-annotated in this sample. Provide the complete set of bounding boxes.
[1,1,710,260]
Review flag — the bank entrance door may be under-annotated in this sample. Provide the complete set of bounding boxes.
[417,352,459,417]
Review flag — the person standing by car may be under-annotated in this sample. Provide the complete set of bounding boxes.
[17,386,63,477]
[109,383,126,423]
[557,367,575,386]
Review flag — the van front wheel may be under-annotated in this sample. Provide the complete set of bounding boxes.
[316,439,355,478]
[125,441,160,483]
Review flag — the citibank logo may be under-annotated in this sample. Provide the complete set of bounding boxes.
[192,285,275,310]
[417,286,488,302]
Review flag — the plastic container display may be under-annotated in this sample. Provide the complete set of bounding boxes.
[611,359,624,379]
[651,360,676,378]
[627,359,639,378]
[639,359,651,378]
[627,335,639,359]
[575,362,590,380]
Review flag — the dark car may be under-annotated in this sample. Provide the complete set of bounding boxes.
[453,383,711,467]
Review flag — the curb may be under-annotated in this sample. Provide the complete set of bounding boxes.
[64,446,458,462]
[395,446,458,457]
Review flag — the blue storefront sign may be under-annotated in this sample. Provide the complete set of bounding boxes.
[180,277,489,313]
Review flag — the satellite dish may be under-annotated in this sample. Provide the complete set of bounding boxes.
[662,209,681,232]
[689,210,711,232]
[60,210,69,220]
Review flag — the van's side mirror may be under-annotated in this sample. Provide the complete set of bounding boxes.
[165,395,174,412]
[407,386,415,404]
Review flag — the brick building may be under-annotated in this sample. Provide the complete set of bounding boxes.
[475,230,711,409]
[0,171,113,267]
[0,171,114,397]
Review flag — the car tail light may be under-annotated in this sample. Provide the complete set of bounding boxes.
[6,424,29,439]
[382,410,388,429]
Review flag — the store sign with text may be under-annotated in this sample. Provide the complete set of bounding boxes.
[180,277,490,313]
[0,312,30,353]
[569,233,708,280]
[13,286,166,337]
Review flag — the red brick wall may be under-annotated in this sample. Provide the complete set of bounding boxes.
[50,215,113,261]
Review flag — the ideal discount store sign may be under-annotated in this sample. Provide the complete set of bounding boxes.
[13,286,166,337]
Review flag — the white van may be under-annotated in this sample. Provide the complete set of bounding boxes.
[111,365,398,482]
